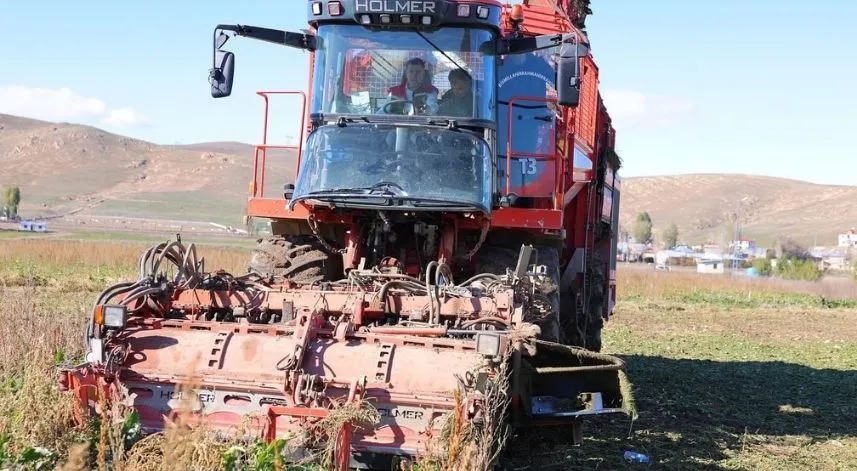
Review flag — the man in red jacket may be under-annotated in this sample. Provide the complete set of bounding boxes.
[383,57,439,115]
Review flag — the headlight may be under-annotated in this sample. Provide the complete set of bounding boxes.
[476,332,507,357]
[94,304,127,330]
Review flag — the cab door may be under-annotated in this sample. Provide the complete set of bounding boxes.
[496,48,558,198]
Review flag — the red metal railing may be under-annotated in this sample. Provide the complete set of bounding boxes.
[250,90,307,199]
[505,96,563,210]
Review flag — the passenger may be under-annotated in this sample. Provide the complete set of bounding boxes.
[384,57,439,115]
[438,69,474,117]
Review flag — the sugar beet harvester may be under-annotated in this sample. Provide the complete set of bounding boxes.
[59,0,631,468]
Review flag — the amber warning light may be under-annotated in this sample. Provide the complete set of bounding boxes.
[510,4,524,21]
[93,304,127,330]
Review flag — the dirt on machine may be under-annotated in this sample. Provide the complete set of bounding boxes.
[59,1,633,468]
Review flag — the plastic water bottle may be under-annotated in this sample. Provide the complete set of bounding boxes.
[623,450,651,463]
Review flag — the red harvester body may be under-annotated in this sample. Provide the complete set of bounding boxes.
[60,1,631,468]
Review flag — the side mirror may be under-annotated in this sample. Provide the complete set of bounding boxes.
[556,41,584,107]
[210,49,235,98]
[556,56,580,107]
[207,24,316,99]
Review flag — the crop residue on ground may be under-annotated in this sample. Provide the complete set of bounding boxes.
[0,241,855,470]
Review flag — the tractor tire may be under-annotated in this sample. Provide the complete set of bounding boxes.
[474,244,564,344]
[247,235,341,284]
[584,252,606,352]
[560,252,605,352]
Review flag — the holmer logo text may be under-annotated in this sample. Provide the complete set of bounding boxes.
[354,0,437,14]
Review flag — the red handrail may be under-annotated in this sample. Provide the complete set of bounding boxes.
[251,91,307,199]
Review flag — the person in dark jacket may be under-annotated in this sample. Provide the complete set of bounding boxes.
[438,68,474,117]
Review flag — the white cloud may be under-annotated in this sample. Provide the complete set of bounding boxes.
[0,85,148,128]
[602,89,694,129]
[102,107,149,127]
[0,86,107,121]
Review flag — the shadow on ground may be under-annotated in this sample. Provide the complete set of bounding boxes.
[501,355,857,470]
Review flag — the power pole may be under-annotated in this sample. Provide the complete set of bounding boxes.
[732,199,741,274]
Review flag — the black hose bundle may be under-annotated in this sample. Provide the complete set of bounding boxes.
[85,236,268,355]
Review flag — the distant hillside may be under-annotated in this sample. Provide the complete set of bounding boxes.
[0,114,296,226]
[620,174,857,248]
[169,141,255,156]
[2,114,855,246]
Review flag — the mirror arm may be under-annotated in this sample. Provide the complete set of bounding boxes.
[214,24,316,51]
[503,33,562,54]
[494,32,588,56]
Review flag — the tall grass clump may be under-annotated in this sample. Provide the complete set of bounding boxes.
[775,256,823,282]
[0,285,90,468]
[752,257,773,276]
[0,238,252,469]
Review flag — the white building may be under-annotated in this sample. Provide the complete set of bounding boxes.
[838,229,857,248]
[697,256,725,274]
[810,247,849,271]
[18,220,47,232]
[730,237,756,251]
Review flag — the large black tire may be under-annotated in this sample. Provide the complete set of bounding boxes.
[584,252,606,352]
[474,244,563,344]
[563,252,605,352]
[248,235,341,284]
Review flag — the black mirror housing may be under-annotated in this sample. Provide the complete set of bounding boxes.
[556,41,583,107]
[208,24,317,99]
[557,57,580,107]
[210,50,235,98]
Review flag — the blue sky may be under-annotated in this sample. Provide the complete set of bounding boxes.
[2,1,855,185]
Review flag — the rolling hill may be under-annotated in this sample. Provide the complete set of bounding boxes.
[619,174,857,248]
[1,113,855,246]
[0,113,295,226]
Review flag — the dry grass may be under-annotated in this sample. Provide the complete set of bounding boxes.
[0,239,250,291]
[0,239,249,275]
[109,406,237,471]
[2,240,856,470]
[403,355,513,471]
[0,285,90,464]
[620,265,857,301]
[0,239,252,469]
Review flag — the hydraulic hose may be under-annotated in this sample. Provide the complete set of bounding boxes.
[458,273,500,287]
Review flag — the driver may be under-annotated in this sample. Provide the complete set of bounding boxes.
[384,57,439,115]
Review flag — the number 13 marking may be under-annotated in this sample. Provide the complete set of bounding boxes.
[519,158,537,175]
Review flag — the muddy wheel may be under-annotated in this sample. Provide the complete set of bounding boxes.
[474,244,564,344]
[584,251,606,352]
[248,235,341,284]
[563,251,605,352]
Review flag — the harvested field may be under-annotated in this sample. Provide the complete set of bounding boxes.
[1,240,855,470]
[504,268,857,470]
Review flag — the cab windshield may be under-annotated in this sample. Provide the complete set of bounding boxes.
[311,24,496,120]
[290,124,493,214]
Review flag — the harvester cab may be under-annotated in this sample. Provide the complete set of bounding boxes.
[209,2,586,222]
[60,1,632,469]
